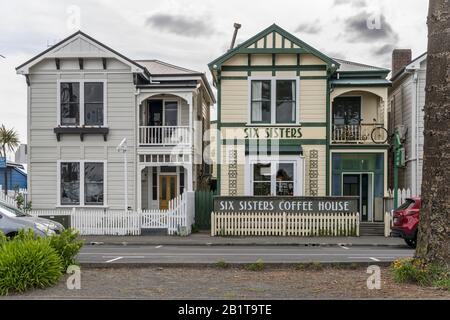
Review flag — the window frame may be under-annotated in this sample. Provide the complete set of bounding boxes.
[245,155,305,196]
[248,76,300,125]
[57,160,107,207]
[57,79,107,127]
[147,98,180,127]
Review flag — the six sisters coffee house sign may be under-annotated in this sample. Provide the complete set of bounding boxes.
[214,197,359,214]
[243,127,303,139]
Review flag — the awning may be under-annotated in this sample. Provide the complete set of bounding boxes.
[331,78,391,87]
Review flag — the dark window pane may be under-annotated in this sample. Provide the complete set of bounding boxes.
[152,169,157,201]
[84,162,104,205]
[276,182,294,196]
[254,182,271,196]
[61,103,80,125]
[85,103,103,125]
[61,83,79,103]
[276,163,294,181]
[164,102,178,126]
[84,83,103,102]
[332,97,361,125]
[253,163,271,182]
[276,80,295,123]
[61,162,80,205]
[276,80,294,101]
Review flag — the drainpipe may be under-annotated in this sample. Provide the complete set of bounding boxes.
[407,70,419,196]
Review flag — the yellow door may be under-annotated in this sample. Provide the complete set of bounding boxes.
[159,175,177,210]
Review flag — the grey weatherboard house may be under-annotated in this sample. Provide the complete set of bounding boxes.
[16,31,215,211]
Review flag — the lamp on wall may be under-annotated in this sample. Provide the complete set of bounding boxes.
[116,138,128,211]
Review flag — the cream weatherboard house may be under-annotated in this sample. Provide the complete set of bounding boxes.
[209,24,391,229]
[16,31,215,212]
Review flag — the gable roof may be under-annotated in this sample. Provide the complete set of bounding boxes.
[333,58,390,73]
[16,31,150,78]
[208,24,340,71]
[135,60,200,75]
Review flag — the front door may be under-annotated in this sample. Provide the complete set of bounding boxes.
[159,175,177,210]
[342,174,370,222]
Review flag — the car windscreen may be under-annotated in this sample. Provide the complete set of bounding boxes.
[0,202,29,217]
[396,199,415,211]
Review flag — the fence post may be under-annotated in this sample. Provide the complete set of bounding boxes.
[282,212,287,236]
[211,212,215,236]
[356,212,360,237]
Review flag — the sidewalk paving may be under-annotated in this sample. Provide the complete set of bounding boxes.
[80,231,406,247]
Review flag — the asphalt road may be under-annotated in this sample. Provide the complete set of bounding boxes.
[77,245,414,265]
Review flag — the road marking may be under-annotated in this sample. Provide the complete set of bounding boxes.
[340,246,350,250]
[105,257,123,263]
[370,257,381,262]
[155,245,163,249]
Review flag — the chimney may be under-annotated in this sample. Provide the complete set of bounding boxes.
[229,23,242,50]
[392,49,412,76]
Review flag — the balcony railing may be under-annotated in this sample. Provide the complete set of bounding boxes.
[332,123,388,144]
[139,126,191,146]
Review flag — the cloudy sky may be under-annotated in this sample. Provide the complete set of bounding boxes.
[0,0,428,150]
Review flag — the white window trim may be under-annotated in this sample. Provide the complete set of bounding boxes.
[247,76,300,125]
[56,160,108,208]
[244,155,304,196]
[56,79,108,127]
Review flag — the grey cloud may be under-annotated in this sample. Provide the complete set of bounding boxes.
[374,44,395,56]
[334,0,367,7]
[145,13,215,37]
[295,22,322,34]
[344,11,399,42]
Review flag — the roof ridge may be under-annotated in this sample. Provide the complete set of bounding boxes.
[135,59,200,74]
[332,57,389,71]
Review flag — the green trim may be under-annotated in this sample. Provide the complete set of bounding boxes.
[338,71,390,78]
[331,83,392,88]
[221,76,248,80]
[264,36,267,48]
[272,31,276,49]
[222,139,327,145]
[216,73,222,196]
[235,48,307,54]
[218,122,327,127]
[282,36,285,48]
[208,24,340,70]
[247,54,251,76]
[272,54,276,76]
[300,76,328,80]
[222,65,327,72]
[325,77,330,195]
[296,54,300,76]
[330,144,390,149]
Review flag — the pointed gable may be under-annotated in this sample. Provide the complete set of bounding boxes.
[208,24,339,70]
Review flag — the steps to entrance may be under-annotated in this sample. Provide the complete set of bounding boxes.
[359,222,385,236]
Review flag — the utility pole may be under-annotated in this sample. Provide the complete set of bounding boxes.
[116,138,128,211]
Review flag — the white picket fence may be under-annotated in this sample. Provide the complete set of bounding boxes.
[384,188,413,212]
[27,192,195,236]
[211,212,360,237]
[0,191,17,207]
[384,211,394,237]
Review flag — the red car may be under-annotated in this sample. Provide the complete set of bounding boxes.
[390,197,421,248]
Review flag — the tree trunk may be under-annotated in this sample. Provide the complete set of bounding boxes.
[416,0,450,267]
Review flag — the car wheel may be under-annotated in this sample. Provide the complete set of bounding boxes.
[404,237,417,249]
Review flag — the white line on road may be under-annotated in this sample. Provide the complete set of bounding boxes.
[370,257,381,262]
[155,245,163,249]
[105,257,123,263]
[340,246,350,250]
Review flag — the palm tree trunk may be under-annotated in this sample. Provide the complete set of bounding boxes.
[416,0,450,267]
[2,146,6,195]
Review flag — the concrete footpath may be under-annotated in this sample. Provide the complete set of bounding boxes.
[80,232,406,247]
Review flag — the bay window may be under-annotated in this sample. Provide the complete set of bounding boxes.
[59,80,106,126]
[250,78,298,124]
[59,161,106,206]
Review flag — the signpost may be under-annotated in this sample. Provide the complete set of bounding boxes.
[393,131,404,210]
[214,196,359,214]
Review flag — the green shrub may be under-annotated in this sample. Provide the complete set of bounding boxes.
[49,229,84,270]
[216,259,230,269]
[392,258,450,289]
[0,238,63,295]
[0,231,7,246]
[245,259,264,271]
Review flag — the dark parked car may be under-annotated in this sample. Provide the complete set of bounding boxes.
[390,197,420,248]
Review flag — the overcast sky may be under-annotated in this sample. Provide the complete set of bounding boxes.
[0,0,428,150]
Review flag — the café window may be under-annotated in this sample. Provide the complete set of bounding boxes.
[250,78,297,124]
[59,161,105,206]
[251,161,296,196]
[59,80,106,126]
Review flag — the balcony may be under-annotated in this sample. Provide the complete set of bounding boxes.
[139,126,191,146]
[332,123,388,144]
